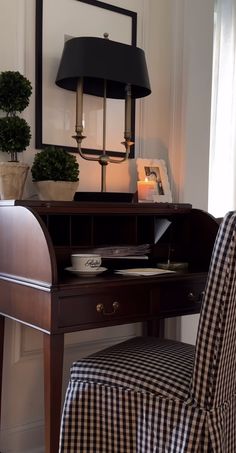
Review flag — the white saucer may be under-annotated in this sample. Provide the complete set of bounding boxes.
[65,266,107,277]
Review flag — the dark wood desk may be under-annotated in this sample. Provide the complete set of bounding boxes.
[0,201,219,452]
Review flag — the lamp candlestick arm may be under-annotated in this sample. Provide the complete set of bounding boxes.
[124,83,132,140]
[75,78,83,134]
[103,80,107,155]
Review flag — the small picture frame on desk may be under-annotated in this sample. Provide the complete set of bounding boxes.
[136,158,172,203]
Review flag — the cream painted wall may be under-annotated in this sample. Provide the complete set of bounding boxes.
[179,0,214,211]
[0,0,214,451]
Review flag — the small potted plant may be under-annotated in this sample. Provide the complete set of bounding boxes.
[31,146,79,200]
[0,70,32,199]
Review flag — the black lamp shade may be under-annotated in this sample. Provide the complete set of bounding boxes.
[55,37,151,99]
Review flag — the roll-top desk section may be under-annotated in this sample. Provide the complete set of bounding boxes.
[1,200,218,273]
[0,201,219,453]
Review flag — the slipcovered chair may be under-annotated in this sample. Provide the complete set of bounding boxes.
[59,211,236,452]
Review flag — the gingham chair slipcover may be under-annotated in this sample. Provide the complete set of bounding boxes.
[59,211,236,452]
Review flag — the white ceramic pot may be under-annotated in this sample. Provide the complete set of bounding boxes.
[34,180,79,201]
[0,161,29,200]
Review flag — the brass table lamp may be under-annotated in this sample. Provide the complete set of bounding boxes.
[56,34,151,192]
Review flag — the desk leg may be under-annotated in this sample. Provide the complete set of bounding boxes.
[43,333,64,453]
[145,319,165,337]
[0,315,4,427]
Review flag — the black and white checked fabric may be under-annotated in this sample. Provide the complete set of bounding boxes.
[60,211,236,452]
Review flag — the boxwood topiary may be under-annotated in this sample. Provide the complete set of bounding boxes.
[0,71,32,113]
[0,116,31,155]
[0,70,32,161]
[31,146,79,182]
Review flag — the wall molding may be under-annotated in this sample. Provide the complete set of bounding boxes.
[168,0,185,202]
[7,321,137,451]
[16,0,26,73]
[136,0,150,158]
[0,419,44,453]
[12,322,136,363]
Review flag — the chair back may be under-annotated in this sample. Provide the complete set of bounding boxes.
[191,211,236,409]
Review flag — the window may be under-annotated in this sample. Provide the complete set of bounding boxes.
[209,0,236,217]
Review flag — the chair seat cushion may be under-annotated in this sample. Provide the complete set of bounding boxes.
[70,337,195,401]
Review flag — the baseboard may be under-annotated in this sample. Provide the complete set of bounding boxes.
[0,419,44,453]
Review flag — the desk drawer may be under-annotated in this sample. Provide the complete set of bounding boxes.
[58,286,150,328]
[154,277,205,316]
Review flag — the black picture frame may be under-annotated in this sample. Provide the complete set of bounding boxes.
[35,0,137,158]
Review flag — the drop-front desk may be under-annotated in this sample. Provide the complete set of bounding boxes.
[0,200,219,452]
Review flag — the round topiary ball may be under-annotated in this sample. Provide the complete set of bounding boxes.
[0,116,31,153]
[0,71,32,114]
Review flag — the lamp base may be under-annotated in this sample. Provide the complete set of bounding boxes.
[74,192,134,203]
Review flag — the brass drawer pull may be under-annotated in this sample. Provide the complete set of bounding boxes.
[187,291,205,303]
[187,292,195,301]
[96,301,120,316]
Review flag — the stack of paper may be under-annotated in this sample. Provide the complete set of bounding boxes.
[88,244,151,258]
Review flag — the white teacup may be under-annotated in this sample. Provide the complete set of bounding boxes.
[71,254,102,272]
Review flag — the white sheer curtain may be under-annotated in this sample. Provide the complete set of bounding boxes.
[209,0,236,217]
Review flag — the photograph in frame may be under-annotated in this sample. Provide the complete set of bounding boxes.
[35,0,137,158]
[136,158,172,203]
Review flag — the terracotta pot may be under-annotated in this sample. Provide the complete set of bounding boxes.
[0,161,29,200]
[34,180,79,201]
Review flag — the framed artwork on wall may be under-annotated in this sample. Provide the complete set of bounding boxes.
[136,158,172,203]
[35,0,137,158]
